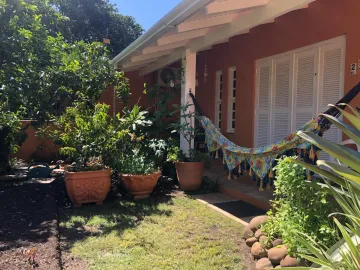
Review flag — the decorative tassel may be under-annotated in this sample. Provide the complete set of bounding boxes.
[228,171,231,180]
[309,146,316,161]
[316,150,321,159]
[238,164,242,174]
[249,167,253,176]
[268,166,274,178]
[266,183,271,190]
[297,149,302,160]
[215,150,219,159]
[259,178,264,192]
[307,170,312,181]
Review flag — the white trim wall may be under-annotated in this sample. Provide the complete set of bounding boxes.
[254,36,346,151]
[215,70,223,129]
[228,67,237,133]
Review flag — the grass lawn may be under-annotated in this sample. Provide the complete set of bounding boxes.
[60,194,251,270]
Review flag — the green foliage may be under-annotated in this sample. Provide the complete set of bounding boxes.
[166,145,210,165]
[0,105,26,173]
[147,84,180,138]
[52,0,143,57]
[262,156,339,256]
[286,105,360,269]
[49,103,120,170]
[169,103,207,162]
[0,0,130,122]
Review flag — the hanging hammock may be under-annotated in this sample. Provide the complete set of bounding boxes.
[189,82,360,188]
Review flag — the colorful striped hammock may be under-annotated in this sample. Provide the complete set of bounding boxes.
[200,116,320,189]
[191,83,360,191]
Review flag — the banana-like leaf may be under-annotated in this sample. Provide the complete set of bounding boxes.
[329,105,360,130]
[319,114,360,146]
[287,158,352,189]
[297,131,360,173]
[335,103,360,119]
[317,160,360,185]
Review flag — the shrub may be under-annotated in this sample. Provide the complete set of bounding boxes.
[262,156,340,256]
[0,106,25,173]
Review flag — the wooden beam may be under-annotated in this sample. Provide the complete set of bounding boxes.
[139,49,183,76]
[188,0,315,53]
[177,13,241,32]
[142,40,188,54]
[157,28,211,46]
[206,0,270,15]
[131,49,173,62]
[123,57,160,69]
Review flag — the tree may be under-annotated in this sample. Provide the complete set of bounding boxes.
[0,0,131,122]
[52,0,143,56]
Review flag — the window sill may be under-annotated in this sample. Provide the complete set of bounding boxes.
[226,130,235,134]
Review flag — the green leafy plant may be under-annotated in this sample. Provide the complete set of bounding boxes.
[0,105,26,173]
[49,103,120,171]
[285,104,360,269]
[0,0,131,123]
[168,103,208,163]
[262,156,339,256]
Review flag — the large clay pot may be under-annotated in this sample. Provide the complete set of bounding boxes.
[120,171,161,199]
[175,162,204,191]
[65,169,111,207]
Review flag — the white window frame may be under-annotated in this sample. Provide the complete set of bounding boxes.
[254,35,345,146]
[227,67,236,133]
[215,71,223,130]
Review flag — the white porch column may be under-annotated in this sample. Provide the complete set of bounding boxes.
[180,49,197,155]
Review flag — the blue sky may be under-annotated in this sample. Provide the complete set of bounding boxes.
[109,0,183,30]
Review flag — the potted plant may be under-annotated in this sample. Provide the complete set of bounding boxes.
[113,105,166,199]
[119,149,162,199]
[168,103,209,191]
[50,104,116,206]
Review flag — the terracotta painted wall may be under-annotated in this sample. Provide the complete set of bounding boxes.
[15,121,59,162]
[196,0,360,148]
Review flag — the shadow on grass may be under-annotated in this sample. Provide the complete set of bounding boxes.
[59,195,174,252]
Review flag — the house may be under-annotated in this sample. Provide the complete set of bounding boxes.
[110,0,360,156]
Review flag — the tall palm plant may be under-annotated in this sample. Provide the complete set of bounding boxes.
[285,104,360,270]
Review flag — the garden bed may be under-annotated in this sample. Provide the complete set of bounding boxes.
[0,178,61,269]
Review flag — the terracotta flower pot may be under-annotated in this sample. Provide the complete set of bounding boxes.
[175,162,204,191]
[120,171,161,199]
[65,169,111,207]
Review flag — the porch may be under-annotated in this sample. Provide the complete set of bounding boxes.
[204,160,274,211]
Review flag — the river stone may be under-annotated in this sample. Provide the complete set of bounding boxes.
[268,245,287,264]
[280,255,299,267]
[251,242,268,259]
[243,224,254,239]
[271,238,283,247]
[246,237,258,247]
[255,229,266,239]
[249,216,270,231]
[259,235,272,248]
[256,258,272,270]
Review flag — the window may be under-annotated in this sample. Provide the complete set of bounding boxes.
[228,67,236,132]
[215,71,223,129]
[254,36,345,160]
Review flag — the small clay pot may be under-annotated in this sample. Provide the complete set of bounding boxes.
[120,171,161,199]
[175,162,204,191]
[65,169,111,207]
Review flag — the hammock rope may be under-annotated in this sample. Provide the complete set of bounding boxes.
[189,82,360,190]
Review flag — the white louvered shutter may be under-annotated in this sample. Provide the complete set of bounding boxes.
[319,41,345,160]
[293,49,318,131]
[255,62,272,147]
[272,56,293,143]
